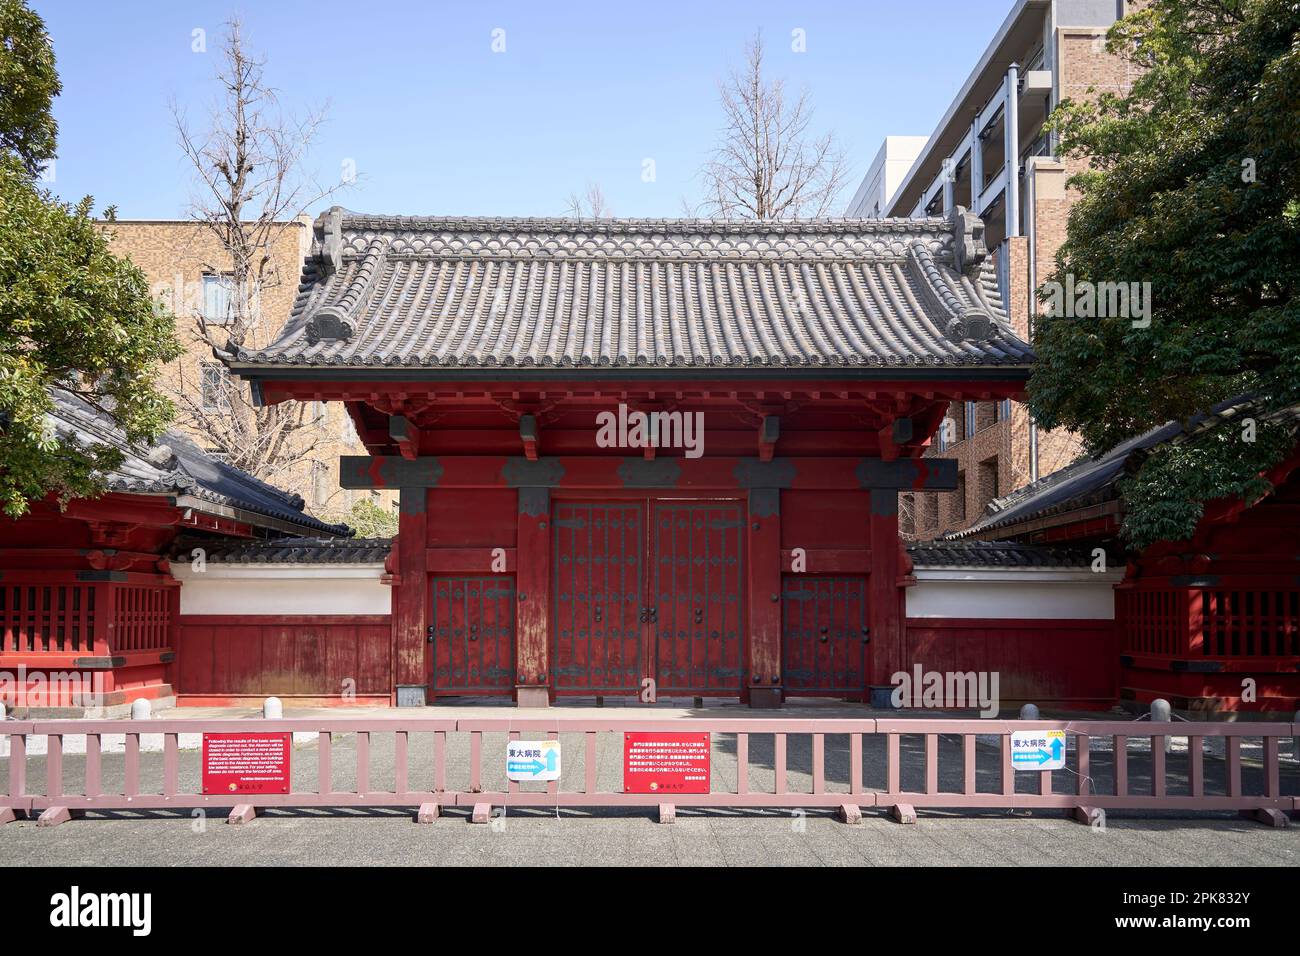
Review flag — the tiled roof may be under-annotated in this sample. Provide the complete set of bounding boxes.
[225,207,1033,374]
[951,395,1300,540]
[177,536,389,564]
[908,540,1103,569]
[48,389,351,537]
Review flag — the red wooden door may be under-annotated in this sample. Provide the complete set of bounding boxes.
[429,576,515,695]
[651,501,745,695]
[781,575,869,696]
[551,502,644,694]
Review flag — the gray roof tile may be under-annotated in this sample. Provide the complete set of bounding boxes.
[176,536,389,564]
[908,540,1105,569]
[48,389,351,537]
[228,209,1034,372]
[950,395,1300,540]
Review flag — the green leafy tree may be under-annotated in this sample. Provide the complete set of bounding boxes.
[0,1,181,516]
[1031,0,1300,549]
[0,0,58,175]
[343,497,398,538]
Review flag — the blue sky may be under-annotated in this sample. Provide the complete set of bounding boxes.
[33,0,1006,219]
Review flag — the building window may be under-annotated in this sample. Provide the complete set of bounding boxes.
[921,493,939,532]
[977,456,999,508]
[996,398,1013,422]
[899,493,915,537]
[944,401,966,447]
[202,273,235,325]
[964,401,977,439]
[200,361,231,413]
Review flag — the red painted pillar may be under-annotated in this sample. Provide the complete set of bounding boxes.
[393,487,429,706]
[515,488,551,707]
[868,491,905,696]
[165,580,181,697]
[746,488,782,708]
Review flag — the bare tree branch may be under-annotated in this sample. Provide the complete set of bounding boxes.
[169,17,349,486]
[565,181,612,219]
[698,33,849,220]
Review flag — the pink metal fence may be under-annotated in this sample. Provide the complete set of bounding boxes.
[2,716,1296,827]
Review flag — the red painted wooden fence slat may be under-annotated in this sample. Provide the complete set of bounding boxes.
[2,717,1295,823]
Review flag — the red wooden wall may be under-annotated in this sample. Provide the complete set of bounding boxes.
[175,614,392,705]
[904,617,1118,710]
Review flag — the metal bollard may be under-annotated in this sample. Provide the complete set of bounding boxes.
[130,698,151,720]
[1150,699,1172,753]
[263,696,283,720]
[1018,703,1039,720]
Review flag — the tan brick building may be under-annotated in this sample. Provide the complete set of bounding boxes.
[101,217,397,525]
[846,0,1145,539]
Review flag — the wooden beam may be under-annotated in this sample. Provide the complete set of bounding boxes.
[519,414,539,461]
[515,488,550,706]
[746,488,782,708]
[393,488,428,705]
[339,455,959,491]
[758,415,779,462]
[389,415,423,460]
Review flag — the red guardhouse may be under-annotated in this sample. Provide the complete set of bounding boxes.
[226,208,1032,707]
[0,389,350,712]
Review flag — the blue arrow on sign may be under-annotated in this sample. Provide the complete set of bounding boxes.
[508,759,546,776]
[544,748,558,773]
[1050,737,1063,762]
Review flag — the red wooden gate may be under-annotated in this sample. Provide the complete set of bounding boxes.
[551,502,644,694]
[782,575,869,696]
[551,499,745,696]
[651,501,744,695]
[429,576,516,695]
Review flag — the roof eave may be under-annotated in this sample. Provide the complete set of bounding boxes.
[171,493,348,538]
[227,363,1035,383]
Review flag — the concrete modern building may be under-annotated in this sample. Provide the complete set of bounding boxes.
[854,0,1143,539]
[844,136,929,219]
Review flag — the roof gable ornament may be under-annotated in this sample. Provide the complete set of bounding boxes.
[310,206,344,276]
[949,205,988,278]
[304,306,354,345]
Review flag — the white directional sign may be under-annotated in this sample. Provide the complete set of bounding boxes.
[506,740,561,781]
[1010,729,1067,771]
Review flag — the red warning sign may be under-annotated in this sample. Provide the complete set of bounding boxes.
[202,732,292,795]
[623,732,710,794]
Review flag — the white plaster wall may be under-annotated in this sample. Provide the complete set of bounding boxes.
[173,564,390,616]
[906,569,1120,620]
